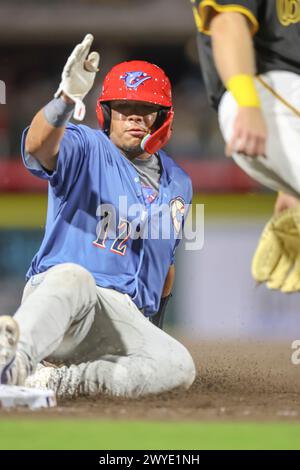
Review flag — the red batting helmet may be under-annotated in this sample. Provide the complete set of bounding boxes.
[96,60,174,154]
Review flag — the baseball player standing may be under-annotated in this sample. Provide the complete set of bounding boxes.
[0,35,195,398]
[192,0,300,292]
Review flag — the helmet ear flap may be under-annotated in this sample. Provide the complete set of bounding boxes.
[96,101,111,134]
[153,108,169,131]
[141,108,174,155]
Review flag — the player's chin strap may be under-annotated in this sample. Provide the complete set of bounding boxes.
[140,109,174,155]
[149,293,172,330]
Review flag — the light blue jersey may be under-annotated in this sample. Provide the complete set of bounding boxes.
[21,124,192,315]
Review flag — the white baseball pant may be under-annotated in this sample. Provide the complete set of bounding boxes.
[13,263,195,397]
[219,70,300,197]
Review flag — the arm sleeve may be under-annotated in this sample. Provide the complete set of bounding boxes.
[193,0,260,35]
[21,123,89,199]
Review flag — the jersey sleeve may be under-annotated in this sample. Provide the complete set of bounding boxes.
[170,176,193,265]
[21,123,89,199]
[192,0,260,35]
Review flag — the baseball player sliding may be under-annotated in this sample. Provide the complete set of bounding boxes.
[192,0,300,293]
[0,34,195,398]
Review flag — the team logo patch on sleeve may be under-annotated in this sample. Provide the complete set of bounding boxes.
[121,71,152,90]
[170,197,185,233]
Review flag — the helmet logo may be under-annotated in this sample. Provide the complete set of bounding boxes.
[121,71,151,90]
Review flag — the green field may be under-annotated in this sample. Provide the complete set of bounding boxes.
[0,420,299,450]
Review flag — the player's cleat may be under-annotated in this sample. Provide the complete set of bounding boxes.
[0,316,20,384]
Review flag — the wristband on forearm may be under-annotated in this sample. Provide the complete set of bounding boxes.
[43,97,75,128]
[226,74,260,107]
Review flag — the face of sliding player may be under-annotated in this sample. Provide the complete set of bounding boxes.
[109,100,161,160]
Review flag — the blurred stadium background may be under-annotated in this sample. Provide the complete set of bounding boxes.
[1,0,300,343]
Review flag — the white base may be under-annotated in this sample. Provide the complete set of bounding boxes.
[0,385,56,409]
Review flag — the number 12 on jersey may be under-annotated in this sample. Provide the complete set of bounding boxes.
[93,212,131,256]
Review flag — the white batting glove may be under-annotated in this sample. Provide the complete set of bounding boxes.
[54,34,100,121]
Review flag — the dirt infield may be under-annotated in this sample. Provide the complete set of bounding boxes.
[1,340,299,421]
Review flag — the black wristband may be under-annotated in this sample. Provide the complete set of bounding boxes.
[149,293,172,330]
